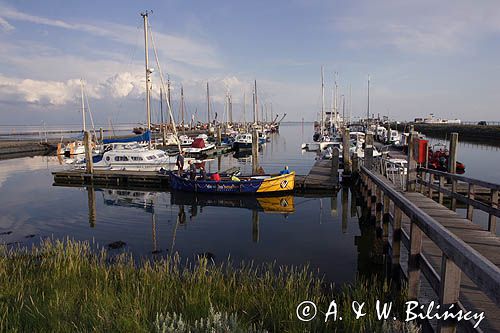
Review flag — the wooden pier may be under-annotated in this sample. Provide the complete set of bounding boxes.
[53,158,340,193]
[358,132,500,332]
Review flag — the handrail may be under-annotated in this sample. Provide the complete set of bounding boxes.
[419,167,500,191]
[361,165,500,306]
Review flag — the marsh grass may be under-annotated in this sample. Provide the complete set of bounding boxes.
[0,238,416,332]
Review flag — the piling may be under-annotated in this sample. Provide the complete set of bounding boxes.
[448,133,458,211]
[365,133,374,170]
[342,128,351,176]
[406,132,417,192]
[84,131,93,174]
[251,128,259,174]
[216,126,222,146]
[99,127,104,142]
[331,147,340,177]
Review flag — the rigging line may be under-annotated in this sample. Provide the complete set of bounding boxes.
[148,22,181,151]
[82,80,98,141]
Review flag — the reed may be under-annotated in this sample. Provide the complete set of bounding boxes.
[0,238,417,332]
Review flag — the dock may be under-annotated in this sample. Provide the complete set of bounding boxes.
[358,132,500,332]
[53,159,340,193]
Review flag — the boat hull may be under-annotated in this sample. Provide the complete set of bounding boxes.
[170,172,295,194]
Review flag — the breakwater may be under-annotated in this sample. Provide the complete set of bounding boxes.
[408,123,500,145]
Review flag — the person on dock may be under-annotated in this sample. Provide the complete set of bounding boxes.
[279,165,290,175]
[210,172,221,182]
[188,160,197,180]
[176,151,185,176]
[199,166,207,180]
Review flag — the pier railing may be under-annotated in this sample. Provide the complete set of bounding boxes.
[417,168,500,234]
[359,165,500,331]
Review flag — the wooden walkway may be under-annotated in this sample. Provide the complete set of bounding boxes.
[53,159,340,193]
[400,192,500,332]
[294,159,339,192]
[360,166,500,332]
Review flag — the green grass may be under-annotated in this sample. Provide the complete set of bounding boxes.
[0,238,418,332]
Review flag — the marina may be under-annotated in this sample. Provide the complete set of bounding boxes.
[1,2,500,332]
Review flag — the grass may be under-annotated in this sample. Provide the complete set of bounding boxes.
[0,238,418,332]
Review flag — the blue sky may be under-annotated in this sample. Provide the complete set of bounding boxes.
[1,0,500,126]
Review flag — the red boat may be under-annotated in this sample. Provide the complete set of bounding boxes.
[428,144,465,174]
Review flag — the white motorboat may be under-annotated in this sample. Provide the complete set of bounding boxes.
[89,142,184,171]
[178,135,194,147]
[182,137,215,155]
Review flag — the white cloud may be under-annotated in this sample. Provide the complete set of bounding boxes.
[0,4,221,69]
[0,17,14,31]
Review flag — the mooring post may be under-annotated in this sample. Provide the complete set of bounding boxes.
[466,183,475,221]
[365,133,374,170]
[489,190,498,234]
[352,154,358,174]
[438,175,445,204]
[251,128,259,174]
[84,131,93,174]
[406,132,417,192]
[342,128,351,176]
[448,133,458,211]
[217,126,222,146]
[99,127,104,142]
[332,147,340,181]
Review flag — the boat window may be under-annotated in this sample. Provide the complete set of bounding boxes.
[146,155,156,160]
[156,153,165,158]
[131,156,143,161]
[114,156,129,161]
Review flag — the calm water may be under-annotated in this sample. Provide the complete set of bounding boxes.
[0,124,498,284]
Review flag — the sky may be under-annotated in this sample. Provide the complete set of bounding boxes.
[1,0,500,126]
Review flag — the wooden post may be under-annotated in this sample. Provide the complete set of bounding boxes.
[382,194,389,240]
[99,127,104,142]
[365,133,374,170]
[449,133,458,211]
[392,206,402,271]
[466,183,475,221]
[216,126,222,146]
[408,221,423,299]
[439,175,445,204]
[342,128,351,175]
[406,132,417,192]
[375,187,382,225]
[352,154,358,173]
[84,131,93,174]
[489,190,498,233]
[251,128,259,174]
[437,255,462,333]
[428,173,434,199]
[332,147,340,184]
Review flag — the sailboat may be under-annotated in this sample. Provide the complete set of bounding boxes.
[81,12,186,171]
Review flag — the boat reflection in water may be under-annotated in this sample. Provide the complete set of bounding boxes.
[101,189,158,213]
[170,191,295,214]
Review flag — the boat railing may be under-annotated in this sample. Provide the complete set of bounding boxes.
[372,156,408,191]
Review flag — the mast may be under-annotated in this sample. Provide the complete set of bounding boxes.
[80,79,86,132]
[321,66,325,135]
[243,92,246,124]
[180,85,184,127]
[160,87,163,130]
[254,80,258,124]
[367,74,370,127]
[348,84,352,125]
[167,78,172,125]
[206,82,210,124]
[141,12,152,140]
[229,93,233,123]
